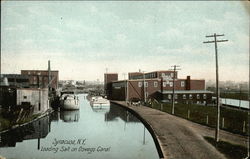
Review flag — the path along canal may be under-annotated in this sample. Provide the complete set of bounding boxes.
[0,94,159,159]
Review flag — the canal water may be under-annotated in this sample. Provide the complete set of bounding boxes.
[0,94,159,159]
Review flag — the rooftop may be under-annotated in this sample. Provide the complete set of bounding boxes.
[160,90,213,94]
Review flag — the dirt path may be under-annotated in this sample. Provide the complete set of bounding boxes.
[112,101,248,159]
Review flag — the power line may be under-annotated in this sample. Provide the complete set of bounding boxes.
[203,33,228,143]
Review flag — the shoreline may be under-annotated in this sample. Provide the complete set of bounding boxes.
[0,109,54,134]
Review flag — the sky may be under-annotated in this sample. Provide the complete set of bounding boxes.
[1,1,249,82]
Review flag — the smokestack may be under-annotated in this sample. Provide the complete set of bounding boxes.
[186,76,191,90]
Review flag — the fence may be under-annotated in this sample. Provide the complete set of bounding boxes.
[148,101,248,135]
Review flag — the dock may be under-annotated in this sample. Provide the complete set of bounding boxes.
[111,101,247,159]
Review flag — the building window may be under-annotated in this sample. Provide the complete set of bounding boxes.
[144,82,148,87]
[138,82,142,87]
[162,73,165,77]
[154,81,158,87]
[189,94,193,99]
[171,73,174,78]
[175,94,178,99]
[181,81,185,87]
[168,94,172,99]
[197,94,200,99]
[169,82,173,87]
[23,96,27,99]
[183,94,186,99]
[163,82,166,87]
[203,94,207,99]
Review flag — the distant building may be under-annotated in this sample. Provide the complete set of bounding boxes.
[104,73,118,99]
[21,70,59,90]
[106,70,213,105]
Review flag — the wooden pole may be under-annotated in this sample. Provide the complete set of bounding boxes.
[203,33,228,142]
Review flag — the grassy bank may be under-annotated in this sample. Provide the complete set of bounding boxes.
[204,136,247,159]
[148,101,248,135]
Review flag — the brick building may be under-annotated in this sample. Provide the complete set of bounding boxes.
[107,70,213,105]
[104,73,118,99]
[21,70,59,90]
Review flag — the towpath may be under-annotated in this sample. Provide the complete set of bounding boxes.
[111,101,247,159]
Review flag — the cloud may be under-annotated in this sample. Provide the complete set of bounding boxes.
[158,28,186,39]
[1,1,249,82]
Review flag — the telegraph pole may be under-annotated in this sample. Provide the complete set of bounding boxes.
[170,65,181,114]
[203,33,228,142]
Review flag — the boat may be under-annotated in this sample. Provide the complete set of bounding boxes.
[90,96,110,107]
[60,91,79,110]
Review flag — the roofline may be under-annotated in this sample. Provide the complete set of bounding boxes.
[146,70,175,73]
[128,70,176,75]
[112,78,205,83]
[159,90,213,94]
[104,73,118,75]
[112,78,161,83]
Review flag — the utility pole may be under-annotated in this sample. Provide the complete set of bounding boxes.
[203,33,228,142]
[169,65,181,114]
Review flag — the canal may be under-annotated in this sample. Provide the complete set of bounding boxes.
[0,94,159,159]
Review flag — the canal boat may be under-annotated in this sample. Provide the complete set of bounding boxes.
[60,91,79,110]
[90,96,110,107]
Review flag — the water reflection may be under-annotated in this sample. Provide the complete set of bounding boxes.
[91,105,110,113]
[60,110,80,122]
[0,115,50,148]
[105,103,139,123]
[0,94,159,159]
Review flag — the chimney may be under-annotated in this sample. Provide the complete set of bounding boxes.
[186,76,191,90]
